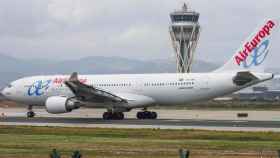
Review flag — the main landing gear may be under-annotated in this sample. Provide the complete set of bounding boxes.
[137,111,157,120]
[27,105,35,118]
[103,112,124,120]
[102,108,158,120]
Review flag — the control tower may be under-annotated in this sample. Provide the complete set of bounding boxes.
[169,3,201,73]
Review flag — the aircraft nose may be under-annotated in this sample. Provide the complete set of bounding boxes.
[1,87,11,99]
[1,87,8,97]
[1,88,6,100]
[1,87,5,95]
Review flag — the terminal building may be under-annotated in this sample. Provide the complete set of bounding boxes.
[169,3,201,73]
[234,75,280,101]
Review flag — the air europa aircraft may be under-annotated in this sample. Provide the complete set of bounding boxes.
[1,19,278,120]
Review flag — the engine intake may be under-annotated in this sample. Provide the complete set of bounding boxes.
[45,96,81,114]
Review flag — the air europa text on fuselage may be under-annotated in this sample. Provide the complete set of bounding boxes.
[235,20,276,66]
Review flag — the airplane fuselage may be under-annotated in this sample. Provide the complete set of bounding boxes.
[3,72,252,108]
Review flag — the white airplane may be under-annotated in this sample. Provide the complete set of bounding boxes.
[1,19,278,120]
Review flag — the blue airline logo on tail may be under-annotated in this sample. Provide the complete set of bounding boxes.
[242,40,269,68]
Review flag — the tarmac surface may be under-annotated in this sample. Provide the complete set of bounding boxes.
[1,108,280,131]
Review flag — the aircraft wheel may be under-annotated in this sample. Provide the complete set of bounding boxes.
[137,111,145,119]
[103,112,112,120]
[137,111,157,120]
[103,112,124,120]
[115,112,124,120]
[27,111,35,118]
[150,112,157,119]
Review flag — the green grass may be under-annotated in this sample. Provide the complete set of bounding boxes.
[0,126,280,158]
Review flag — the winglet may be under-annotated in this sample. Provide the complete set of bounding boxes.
[69,72,79,82]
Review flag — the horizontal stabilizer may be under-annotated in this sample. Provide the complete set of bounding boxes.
[233,71,273,86]
[233,71,259,86]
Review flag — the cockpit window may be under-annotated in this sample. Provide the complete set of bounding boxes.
[7,84,12,88]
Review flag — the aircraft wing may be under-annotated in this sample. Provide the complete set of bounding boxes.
[64,72,128,104]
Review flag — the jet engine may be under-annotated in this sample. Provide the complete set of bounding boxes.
[45,96,81,114]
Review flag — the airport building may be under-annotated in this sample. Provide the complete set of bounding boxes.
[235,75,280,101]
[169,3,201,73]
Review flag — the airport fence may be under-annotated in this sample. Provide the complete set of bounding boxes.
[49,149,280,158]
[179,149,280,158]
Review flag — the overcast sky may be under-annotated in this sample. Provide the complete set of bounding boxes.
[0,0,279,64]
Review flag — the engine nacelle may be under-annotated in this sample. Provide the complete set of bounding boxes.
[45,96,81,114]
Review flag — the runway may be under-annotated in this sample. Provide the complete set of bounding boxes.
[1,116,280,132]
[1,108,280,131]
[1,116,280,127]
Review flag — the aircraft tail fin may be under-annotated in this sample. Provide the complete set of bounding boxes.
[215,19,278,73]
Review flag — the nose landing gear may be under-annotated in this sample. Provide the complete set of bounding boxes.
[27,105,35,118]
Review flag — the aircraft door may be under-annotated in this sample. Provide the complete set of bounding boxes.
[132,77,144,93]
[199,75,210,90]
